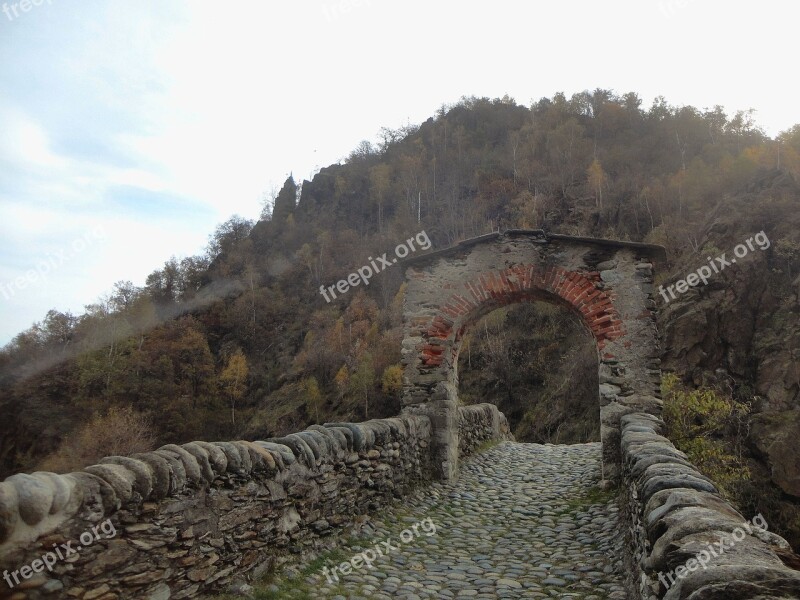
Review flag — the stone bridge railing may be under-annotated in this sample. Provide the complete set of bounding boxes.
[621,406,800,599]
[0,404,510,599]
[3,397,797,600]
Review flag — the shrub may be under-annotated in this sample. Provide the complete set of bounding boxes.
[37,406,156,473]
[662,373,750,498]
[381,364,403,398]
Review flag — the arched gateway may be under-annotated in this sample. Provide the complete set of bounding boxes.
[400,230,666,481]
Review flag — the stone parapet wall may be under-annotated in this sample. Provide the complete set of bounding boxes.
[0,415,434,599]
[620,411,800,600]
[457,404,513,458]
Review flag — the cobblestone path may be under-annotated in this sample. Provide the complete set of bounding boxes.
[264,441,627,599]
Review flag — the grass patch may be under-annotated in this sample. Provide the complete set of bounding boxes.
[562,484,619,512]
[439,503,459,518]
[473,438,502,455]
[213,540,363,599]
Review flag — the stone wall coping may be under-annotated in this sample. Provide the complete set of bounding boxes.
[0,414,432,553]
[400,230,666,268]
[621,410,800,599]
[0,405,518,598]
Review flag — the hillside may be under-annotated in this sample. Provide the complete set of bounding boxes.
[1,91,798,546]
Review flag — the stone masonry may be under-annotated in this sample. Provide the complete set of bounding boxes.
[0,406,509,599]
[621,409,800,599]
[400,230,665,482]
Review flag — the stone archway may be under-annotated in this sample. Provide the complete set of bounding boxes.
[400,230,665,481]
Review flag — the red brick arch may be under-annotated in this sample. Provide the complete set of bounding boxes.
[420,264,625,368]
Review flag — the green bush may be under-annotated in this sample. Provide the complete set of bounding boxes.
[661,373,750,498]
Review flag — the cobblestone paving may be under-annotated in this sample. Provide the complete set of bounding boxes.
[273,441,627,599]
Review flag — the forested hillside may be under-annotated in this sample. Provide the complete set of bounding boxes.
[1,91,799,545]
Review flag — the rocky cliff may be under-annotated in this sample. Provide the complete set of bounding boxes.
[658,170,800,548]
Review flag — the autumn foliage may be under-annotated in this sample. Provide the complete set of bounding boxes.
[1,91,799,481]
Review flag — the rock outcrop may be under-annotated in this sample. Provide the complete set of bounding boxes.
[658,201,800,549]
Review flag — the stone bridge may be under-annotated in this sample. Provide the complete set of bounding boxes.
[1,232,799,600]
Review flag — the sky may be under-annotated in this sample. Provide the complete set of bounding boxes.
[0,0,796,345]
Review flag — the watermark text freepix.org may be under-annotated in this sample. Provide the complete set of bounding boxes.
[3,0,53,22]
[0,226,106,301]
[319,230,431,303]
[658,513,768,589]
[659,231,770,304]
[321,0,371,22]
[3,518,116,589]
[658,0,697,18]
[321,517,436,583]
